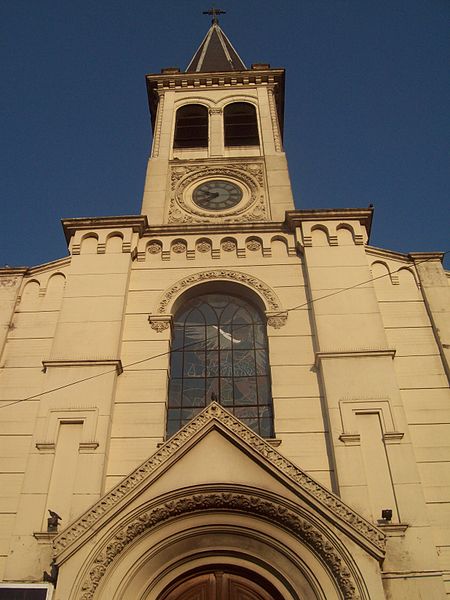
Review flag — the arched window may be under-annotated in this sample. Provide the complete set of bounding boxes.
[167,293,273,438]
[173,104,208,148]
[224,102,259,146]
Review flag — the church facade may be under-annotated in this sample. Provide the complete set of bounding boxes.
[0,17,449,600]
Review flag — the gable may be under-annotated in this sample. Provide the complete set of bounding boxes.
[53,403,385,563]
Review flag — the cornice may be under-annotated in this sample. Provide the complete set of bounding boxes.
[144,221,288,237]
[285,208,373,236]
[0,256,71,277]
[53,402,385,563]
[366,245,411,263]
[42,359,123,375]
[408,252,445,263]
[61,215,148,243]
[146,68,285,89]
[315,349,396,368]
[146,68,285,137]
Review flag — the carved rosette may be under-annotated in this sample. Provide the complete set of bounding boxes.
[147,242,162,254]
[196,241,211,253]
[172,242,187,254]
[78,489,361,600]
[246,240,261,251]
[167,162,267,224]
[221,240,236,252]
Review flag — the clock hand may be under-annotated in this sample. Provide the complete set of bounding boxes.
[201,191,219,199]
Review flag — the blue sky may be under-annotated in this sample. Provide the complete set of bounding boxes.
[1,0,448,267]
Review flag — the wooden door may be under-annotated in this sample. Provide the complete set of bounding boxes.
[161,570,281,600]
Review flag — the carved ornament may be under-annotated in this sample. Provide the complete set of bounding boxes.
[147,242,162,254]
[246,240,261,251]
[266,312,288,329]
[221,241,236,252]
[54,404,385,561]
[196,241,211,253]
[0,278,18,287]
[152,270,283,315]
[171,242,186,254]
[78,489,361,600]
[168,162,267,224]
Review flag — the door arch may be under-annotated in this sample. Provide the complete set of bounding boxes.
[159,568,284,600]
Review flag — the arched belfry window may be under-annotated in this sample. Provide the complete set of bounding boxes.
[224,102,259,147]
[167,293,273,438]
[173,104,208,148]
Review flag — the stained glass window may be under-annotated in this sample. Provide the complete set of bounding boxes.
[167,294,273,438]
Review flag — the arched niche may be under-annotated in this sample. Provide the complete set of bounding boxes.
[106,233,123,253]
[270,236,289,258]
[310,226,330,247]
[80,234,99,255]
[44,273,66,307]
[20,280,40,307]
[336,225,355,246]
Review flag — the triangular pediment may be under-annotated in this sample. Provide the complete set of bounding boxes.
[54,403,385,562]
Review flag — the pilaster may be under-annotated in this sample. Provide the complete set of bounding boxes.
[409,253,450,381]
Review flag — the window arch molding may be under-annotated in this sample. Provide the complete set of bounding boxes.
[148,270,288,332]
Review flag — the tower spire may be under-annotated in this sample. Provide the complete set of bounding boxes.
[186,9,246,72]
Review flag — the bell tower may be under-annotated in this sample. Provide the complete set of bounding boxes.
[141,10,294,225]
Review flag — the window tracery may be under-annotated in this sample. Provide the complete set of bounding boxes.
[167,293,273,438]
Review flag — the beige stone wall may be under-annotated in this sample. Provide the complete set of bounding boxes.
[0,223,449,597]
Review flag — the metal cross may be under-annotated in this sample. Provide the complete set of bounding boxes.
[203,7,226,24]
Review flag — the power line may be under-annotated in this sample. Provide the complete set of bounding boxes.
[0,250,448,410]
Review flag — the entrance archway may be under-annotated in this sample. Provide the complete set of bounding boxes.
[159,568,284,600]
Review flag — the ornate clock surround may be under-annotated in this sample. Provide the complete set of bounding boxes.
[168,160,268,224]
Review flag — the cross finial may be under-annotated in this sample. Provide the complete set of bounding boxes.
[203,6,226,25]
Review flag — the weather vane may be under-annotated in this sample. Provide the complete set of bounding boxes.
[203,7,226,24]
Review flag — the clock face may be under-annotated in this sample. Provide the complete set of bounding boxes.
[192,180,243,211]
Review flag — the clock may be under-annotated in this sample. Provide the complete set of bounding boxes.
[192,180,243,211]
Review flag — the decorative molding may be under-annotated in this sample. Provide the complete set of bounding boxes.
[267,86,282,152]
[0,277,20,287]
[53,403,385,561]
[62,216,148,244]
[208,107,223,115]
[171,241,187,254]
[168,161,267,224]
[33,532,57,544]
[151,270,285,317]
[221,240,236,252]
[42,359,123,375]
[196,241,211,253]
[266,311,288,329]
[315,349,396,368]
[377,523,408,537]
[339,434,360,446]
[148,313,172,333]
[35,442,56,453]
[246,240,261,252]
[382,432,404,444]
[78,490,362,600]
[152,91,165,157]
[147,242,162,254]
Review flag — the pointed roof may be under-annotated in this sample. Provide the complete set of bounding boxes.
[186,22,246,72]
